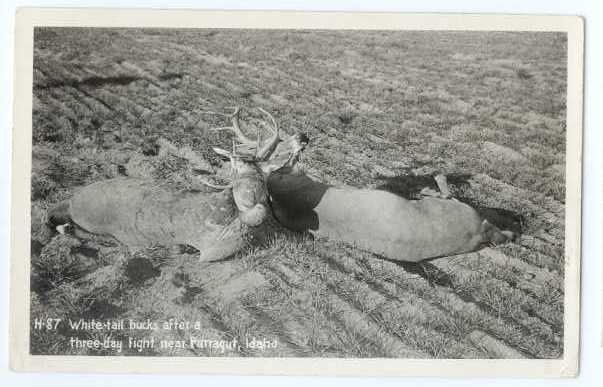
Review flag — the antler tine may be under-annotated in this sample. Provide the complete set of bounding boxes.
[229,107,255,145]
[205,107,255,146]
[256,125,262,152]
[198,177,233,190]
[257,107,278,130]
[255,107,281,161]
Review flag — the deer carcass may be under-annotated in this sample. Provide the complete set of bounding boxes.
[267,167,514,263]
[48,108,305,262]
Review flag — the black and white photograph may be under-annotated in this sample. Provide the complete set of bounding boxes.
[9,9,583,377]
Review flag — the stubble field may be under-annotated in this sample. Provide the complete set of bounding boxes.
[29,28,567,359]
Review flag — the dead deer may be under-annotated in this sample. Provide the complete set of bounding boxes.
[49,107,512,264]
[48,107,306,262]
[267,162,515,263]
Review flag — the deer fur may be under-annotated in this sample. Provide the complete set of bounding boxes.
[267,167,514,263]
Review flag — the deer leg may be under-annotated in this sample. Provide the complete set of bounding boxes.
[198,242,245,262]
[194,223,247,262]
[481,219,516,244]
[71,226,121,247]
[434,174,452,199]
[419,187,441,198]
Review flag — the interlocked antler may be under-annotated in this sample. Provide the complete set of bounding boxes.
[205,107,255,145]
[206,107,281,161]
[199,107,308,194]
[255,107,280,161]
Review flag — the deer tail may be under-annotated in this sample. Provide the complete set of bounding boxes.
[47,200,72,229]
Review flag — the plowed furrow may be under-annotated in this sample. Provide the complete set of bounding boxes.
[259,262,362,356]
[354,252,560,358]
[35,89,83,124]
[259,254,428,358]
[186,268,300,356]
[423,261,561,356]
[317,253,482,358]
[502,240,563,274]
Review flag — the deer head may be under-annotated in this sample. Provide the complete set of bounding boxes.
[202,107,307,228]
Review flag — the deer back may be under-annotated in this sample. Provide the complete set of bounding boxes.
[68,177,240,252]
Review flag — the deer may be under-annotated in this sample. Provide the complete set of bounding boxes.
[49,107,513,264]
[267,155,515,263]
[48,107,307,262]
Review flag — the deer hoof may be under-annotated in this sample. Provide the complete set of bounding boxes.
[420,187,439,198]
[501,230,516,241]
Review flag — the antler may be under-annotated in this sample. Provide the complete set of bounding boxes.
[229,107,256,146]
[199,107,291,191]
[197,178,232,190]
[205,107,281,160]
[255,107,281,161]
[205,107,255,146]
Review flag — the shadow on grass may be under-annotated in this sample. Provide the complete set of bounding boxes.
[35,74,144,90]
[379,257,455,289]
[376,173,473,199]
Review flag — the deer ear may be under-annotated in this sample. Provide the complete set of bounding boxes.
[212,147,231,159]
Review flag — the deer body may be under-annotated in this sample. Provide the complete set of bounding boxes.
[57,156,286,261]
[67,178,233,248]
[48,107,290,262]
[268,170,507,263]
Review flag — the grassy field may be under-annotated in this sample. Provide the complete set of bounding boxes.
[29,28,567,358]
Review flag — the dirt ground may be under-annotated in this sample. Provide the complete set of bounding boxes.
[29,28,566,358]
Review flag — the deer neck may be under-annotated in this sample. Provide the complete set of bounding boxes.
[267,169,330,213]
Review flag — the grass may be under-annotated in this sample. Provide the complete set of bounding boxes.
[29,28,567,358]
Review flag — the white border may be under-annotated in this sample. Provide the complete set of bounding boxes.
[9,8,584,377]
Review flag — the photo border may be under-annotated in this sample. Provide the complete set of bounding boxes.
[9,8,584,377]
